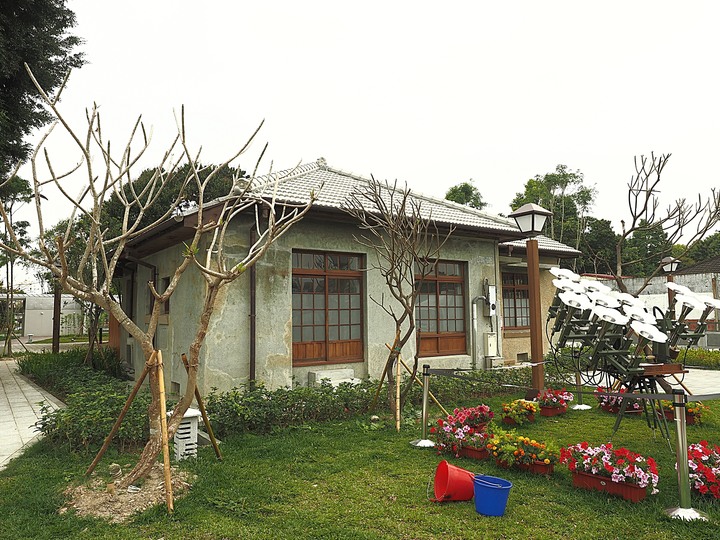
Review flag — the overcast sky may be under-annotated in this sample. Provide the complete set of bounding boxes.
[13,1,720,289]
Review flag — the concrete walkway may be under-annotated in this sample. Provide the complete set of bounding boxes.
[0,358,64,471]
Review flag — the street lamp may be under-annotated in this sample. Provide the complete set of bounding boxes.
[662,256,681,314]
[509,203,552,393]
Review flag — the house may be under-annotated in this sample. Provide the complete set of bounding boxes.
[115,159,580,394]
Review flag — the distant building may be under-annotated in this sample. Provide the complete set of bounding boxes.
[2,294,83,338]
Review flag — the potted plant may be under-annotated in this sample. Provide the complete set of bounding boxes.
[536,388,574,416]
[486,429,559,474]
[687,440,720,498]
[560,441,659,502]
[486,429,520,468]
[594,386,642,415]
[430,404,494,458]
[658,400,709,425]
[501,399,539,425]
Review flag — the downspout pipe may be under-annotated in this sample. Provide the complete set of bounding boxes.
[249,227,257,388]
[471,296,485,371]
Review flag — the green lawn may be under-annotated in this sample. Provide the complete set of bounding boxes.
[2,393,720,539]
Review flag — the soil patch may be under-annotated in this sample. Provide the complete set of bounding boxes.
[60,462,193,523]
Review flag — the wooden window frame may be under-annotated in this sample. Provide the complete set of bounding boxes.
[291,250,364,366]
[502,272,530,329]
[415,260,468,357]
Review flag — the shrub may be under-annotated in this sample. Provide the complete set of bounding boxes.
[19,349,149,451]
[205,379,377,437]
[682,348,720,369]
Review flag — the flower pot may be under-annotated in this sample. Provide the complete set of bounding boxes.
[540,405,567,417]
[459,446,489,460]
[502,414,535,425]
[529,461,555,475]
[662,409,697,425]
[600,404,641,415]
[571,470,647,502]
[495,458,512,469]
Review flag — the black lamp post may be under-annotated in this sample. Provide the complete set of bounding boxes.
[508,203,552,392]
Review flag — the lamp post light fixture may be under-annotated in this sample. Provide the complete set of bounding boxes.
[508,203,552,393]
[662,256,681,315]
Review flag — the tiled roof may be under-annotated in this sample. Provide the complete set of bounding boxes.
[500,235,582,257]
[675,254,720,275]
[250,158,522,237]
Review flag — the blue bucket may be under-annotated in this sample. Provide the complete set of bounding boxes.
[473,474,512,517]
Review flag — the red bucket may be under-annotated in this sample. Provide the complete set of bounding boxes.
[431,460,475,502]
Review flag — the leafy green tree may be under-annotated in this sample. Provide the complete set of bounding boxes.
[0,176,32,354]
[511,164,595,247]
[101,163,243,238]
[0,0,85,180]
[622,220,671,277]
[444,180,487,210]
[684,231,720,266]
[576,218,618,275]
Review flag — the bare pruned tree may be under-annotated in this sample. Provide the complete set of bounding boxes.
[611,153,720,294]
[0,66,314,488]
[343,178,452,424]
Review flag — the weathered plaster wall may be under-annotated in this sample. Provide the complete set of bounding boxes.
[127,216,506,393]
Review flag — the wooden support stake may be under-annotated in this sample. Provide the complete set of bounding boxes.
[85,355,153,477]
[156,350,174,514]
[181,353,222,460]
[395,352,401,432]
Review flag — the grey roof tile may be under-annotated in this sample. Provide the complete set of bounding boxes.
[251,158,522,235]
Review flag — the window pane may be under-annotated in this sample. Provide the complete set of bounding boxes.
[340,311,350,324]
[427,320,437,332]
[314,311,324,325]
[315,326,325,340]
[292,309,301,323]
[302,311,313,325]
[293,327,301,341]
[329,295,338,309]
[340,295,350,309]
[329,327,338,340]
[328,279,338,293]
[340,326,350,339]
[292,294,300,309]
[329,310,338,324]
[314,254,325,270]
[315,295,325,309]
[351,326,360,339]
[327,254,338,269]
[351,310,360,324]
[456,320,464,332]
[301,253,313,269]
[302,327,314,341]
[440,320,448,332]
[351,295,360,308]
[314,278,325,293]
[292,253,301,268]
[302,295,313,309]
[292,277,301,293]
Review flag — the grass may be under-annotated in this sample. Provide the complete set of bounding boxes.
[2,393,720,539]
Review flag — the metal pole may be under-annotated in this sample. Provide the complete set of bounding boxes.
[527,238,544,392]
[410,364,435,448]
[665,389,709,521]
[52,280,61,354]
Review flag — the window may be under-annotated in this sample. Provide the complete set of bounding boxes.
[415,260,467,357]
[502,273,529,328]
[292,251,364,365]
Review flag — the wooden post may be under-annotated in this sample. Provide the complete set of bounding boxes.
[527,238,545,392]
[85,356,153,476]
[156,350,174,513]
[181,353,222,460]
